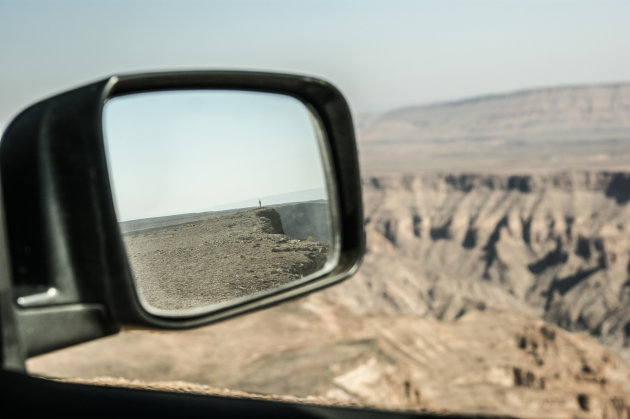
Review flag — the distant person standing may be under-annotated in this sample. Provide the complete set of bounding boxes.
[259,199,262,209]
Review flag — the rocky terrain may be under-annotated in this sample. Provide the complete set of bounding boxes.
[27,82,630,417]
[323,172,630,361]
[124,207,329,310]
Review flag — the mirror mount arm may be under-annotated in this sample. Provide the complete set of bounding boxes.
[0,177,26,371]
[0,80,121,359]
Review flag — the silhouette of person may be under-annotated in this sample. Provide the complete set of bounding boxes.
[259,199,261,209]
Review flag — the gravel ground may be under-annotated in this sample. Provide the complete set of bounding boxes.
[123,208,329,311]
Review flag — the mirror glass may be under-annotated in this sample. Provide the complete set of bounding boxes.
[102,90,336,315]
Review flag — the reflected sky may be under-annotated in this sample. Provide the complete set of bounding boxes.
[103,90,327,221]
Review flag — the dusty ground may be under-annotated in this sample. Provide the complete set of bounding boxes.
[124,207,328,310]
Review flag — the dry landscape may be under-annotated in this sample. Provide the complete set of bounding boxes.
[123,206,329,310]
[29,82,630,418]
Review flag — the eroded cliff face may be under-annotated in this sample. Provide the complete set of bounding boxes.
[322,171,630,361]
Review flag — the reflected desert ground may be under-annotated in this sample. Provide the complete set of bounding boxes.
[122,205,330,311]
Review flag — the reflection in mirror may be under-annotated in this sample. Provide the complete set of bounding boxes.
[103,90,336,315]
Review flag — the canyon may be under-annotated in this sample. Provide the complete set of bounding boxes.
[28,82,630,417]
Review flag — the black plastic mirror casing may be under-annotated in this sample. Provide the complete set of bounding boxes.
[0,71,364,359]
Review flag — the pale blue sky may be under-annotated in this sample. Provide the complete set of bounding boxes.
[1,0,629,131]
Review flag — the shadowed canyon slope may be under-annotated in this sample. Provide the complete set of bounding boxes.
[324,172,630,361]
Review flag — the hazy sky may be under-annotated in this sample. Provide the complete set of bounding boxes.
[104,91,327,220]
[1,0,630,131]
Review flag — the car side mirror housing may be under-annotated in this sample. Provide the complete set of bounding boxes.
[0,71,364,362]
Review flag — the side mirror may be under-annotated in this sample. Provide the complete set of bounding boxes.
[0,71,364,361]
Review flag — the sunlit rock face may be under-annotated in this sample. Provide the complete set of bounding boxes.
[331,171,630,361]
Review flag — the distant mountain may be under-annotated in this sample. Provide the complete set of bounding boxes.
[207,187,328,211]
[360,82,630,142]
[358,82,630,173]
